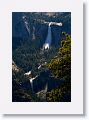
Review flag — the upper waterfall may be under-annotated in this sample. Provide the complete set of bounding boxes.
[43,22,62,50]
[43,24,52,49]
[22,16,30,36]
[43,23,52,50]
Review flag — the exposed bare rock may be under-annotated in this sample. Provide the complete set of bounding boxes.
[12,60,19,72]
[36,84,48,101]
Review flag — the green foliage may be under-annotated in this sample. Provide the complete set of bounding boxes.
[12,70,41,102]
[12,69,28,82]
[13,38,59,76]
[48,32,71,81]
[12,12,71,102]
[46,81,71,102]
[47,33,71,102]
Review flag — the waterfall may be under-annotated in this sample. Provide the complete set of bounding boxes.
[43,23,52,50]
[30,78,33,91]
[43,22,62,50]
[29,75,38,92]
[22,16,30,36]
[25,22,30,36]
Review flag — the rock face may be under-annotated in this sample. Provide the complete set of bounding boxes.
[31,71,64,93]
[12,60,19,72]
[12,13,66,50]
[12,12,71,102]
[36,84,48,101]
[12,12,29,39]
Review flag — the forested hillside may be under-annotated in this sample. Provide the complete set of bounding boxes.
[12,12,71,102]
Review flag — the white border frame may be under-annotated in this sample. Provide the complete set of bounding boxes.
[0,0,83,114]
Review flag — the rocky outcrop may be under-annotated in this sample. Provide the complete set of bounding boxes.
[12,60,19,72]
[36,84,48,101]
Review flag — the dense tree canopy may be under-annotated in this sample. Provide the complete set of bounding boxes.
[47,32,71,81]
[46,32,71,102]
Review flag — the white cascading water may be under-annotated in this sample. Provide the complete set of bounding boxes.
[43,22,62,50]
[24,70,38,92]
[24,21,30,35]
[22,16,30,36]
[30,78,33,91]
[43,23,52,50]
[29,75,38,92]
